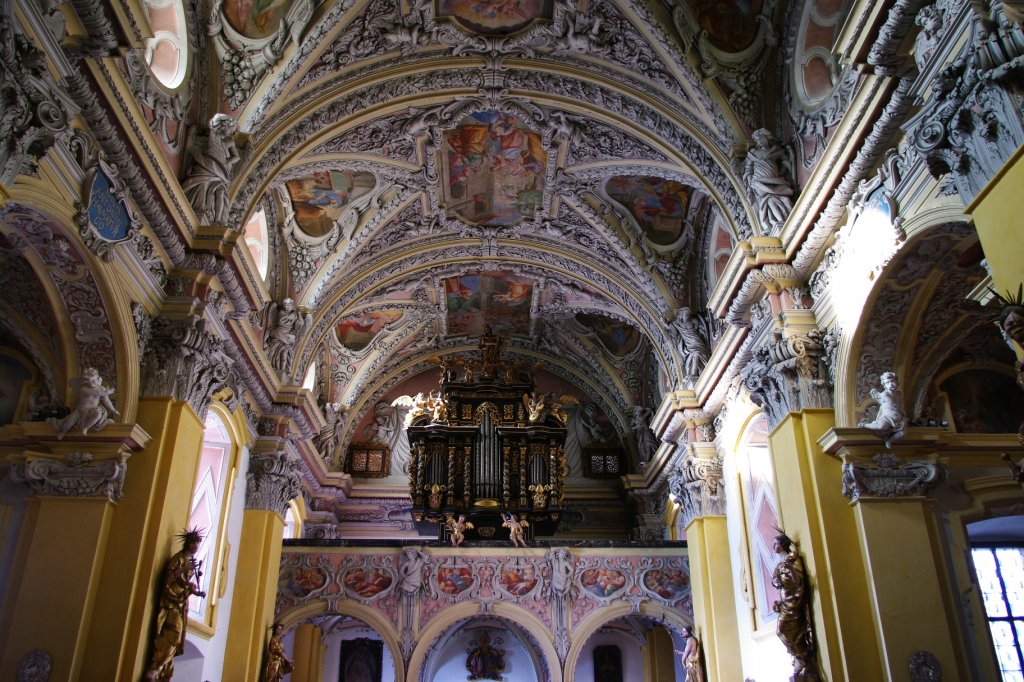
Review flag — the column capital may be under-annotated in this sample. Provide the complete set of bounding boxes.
[841,453,943,503]
[246,442,301,517]
[669,454,725,527]
[740,327,832,429]
[140,313,234,419]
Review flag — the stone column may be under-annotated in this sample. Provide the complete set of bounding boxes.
[669,442,741,682]
[0,424,149,681]
[822,428,962,681]
[291,623,325,682]
[224,440,301,682]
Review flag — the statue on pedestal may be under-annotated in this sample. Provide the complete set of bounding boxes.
[263,623,294,682]
[48,367,119,439]
[771,532,820,681]
[145,528,206,681]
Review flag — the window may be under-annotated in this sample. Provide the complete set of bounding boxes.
[242,208,269,280]
[583,445,623,478]
[345,442,390,477]
[187,411,235,625]
[143,0,188,89]
[972,546,1024,681]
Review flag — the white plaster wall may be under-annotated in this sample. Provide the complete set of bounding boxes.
[717,407,792,682]
[322,625,396,682]
[176,444,251,682]
[572,631,644,682]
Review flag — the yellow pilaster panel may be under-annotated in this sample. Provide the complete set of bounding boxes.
[291,623,322,682]
[642,624,676,682]
[684,515,741,682]
[853,498,962,681]
[768,410,883,681]
[968,143,1024,297]
[0,497,112,681]
[224,508,285,682]
[81,398,204,681]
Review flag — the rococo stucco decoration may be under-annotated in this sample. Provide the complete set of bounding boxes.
[841,454,942,503]
[10,451,130,501]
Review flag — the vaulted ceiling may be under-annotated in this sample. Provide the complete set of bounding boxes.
[216,0,807,477]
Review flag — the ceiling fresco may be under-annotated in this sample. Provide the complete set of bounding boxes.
[129,0,816,530]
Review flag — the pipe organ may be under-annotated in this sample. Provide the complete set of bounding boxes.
[407,335,569,539]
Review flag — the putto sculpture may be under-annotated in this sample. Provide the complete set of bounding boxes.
[857,371,908,449]
[445,513,474,547]
[502,512,529,548]
[771,532,820,681]
[48,367,119,439]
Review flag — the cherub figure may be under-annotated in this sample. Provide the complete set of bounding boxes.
[502,513,529,548]
[857,371,907,449]
[445,513,474,547]
[48,367,119,439]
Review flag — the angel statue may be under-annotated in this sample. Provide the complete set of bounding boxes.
[445,513,474,547]
[48,367,119,439]
[502,513,529,548]
[857,371,907,449]
[263,298,312,379]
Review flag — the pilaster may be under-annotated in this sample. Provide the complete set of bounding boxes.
[0,423,149,681]
[291,623,324,682]
[821,428,963,681]
[223,438,301,682]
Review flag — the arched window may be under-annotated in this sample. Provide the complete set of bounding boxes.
[242,208,270,281]
[187,410,236,626]
[283,499,303,539]
[142,0,189,89]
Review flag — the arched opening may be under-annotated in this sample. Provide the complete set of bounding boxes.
[420,615,547,682]
[571,613,690,682]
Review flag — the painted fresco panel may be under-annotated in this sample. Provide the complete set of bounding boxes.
[605,176,693,246]
[436,0,552,35]
[444,271,532,336]
[684,0,763,52]
[580,568,626,598]
[437,567,474,595]
[942,369,1024,433]
[285,170,375,237]
[498,565,538,596]
[336,311,404,351]
[442,111,546,226]
[576,314,641,356]
[343,567,394,598]
[224,0,293,38]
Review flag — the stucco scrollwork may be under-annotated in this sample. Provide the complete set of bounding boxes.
[841,454,942,502]
[741,329,831,429]
[10,451,130,501]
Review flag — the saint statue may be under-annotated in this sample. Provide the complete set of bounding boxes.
[182,113,240,225]
[743,128,794,233]
[675,625,705,682]
[264,298,312,378]
[466,631,505,681]
[145,528,206,681]
[771,532,820,681]
[479,324,503,379]
[263,623,294,682]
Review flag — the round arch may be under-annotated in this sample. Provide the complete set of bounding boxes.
[562,600,694,681]
[407,601,563,682]
[275,598,406,682]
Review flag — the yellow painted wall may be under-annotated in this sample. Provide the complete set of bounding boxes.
[685,515,741,681]
[969,144,1024,296]
[768,410,883,681]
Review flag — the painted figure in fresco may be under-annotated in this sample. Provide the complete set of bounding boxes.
[446,513,474,547]
[48,367,120,439]
[263,623,294,682]
[145,529,206,681]
[502,512,529,548]
[675,626,705,682]
[182,113,239,225]
[857,371,908,449]
[742,128,794,233]
[772,533,819,680]
[466,631,505,681]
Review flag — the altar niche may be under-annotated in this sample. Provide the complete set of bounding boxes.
[407,335,568,542]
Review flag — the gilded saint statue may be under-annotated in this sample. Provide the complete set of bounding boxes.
[145,528,206,681]
[263,623,294,682]
[771,532,820,681]
[479,324,504,379]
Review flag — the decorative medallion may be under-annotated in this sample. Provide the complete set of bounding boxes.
[437,566,475,595]
[498,564,538,596]
[580,567,626,598]
[641,568,689,600]
[342,567,394,598]
[280,564,329,599]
